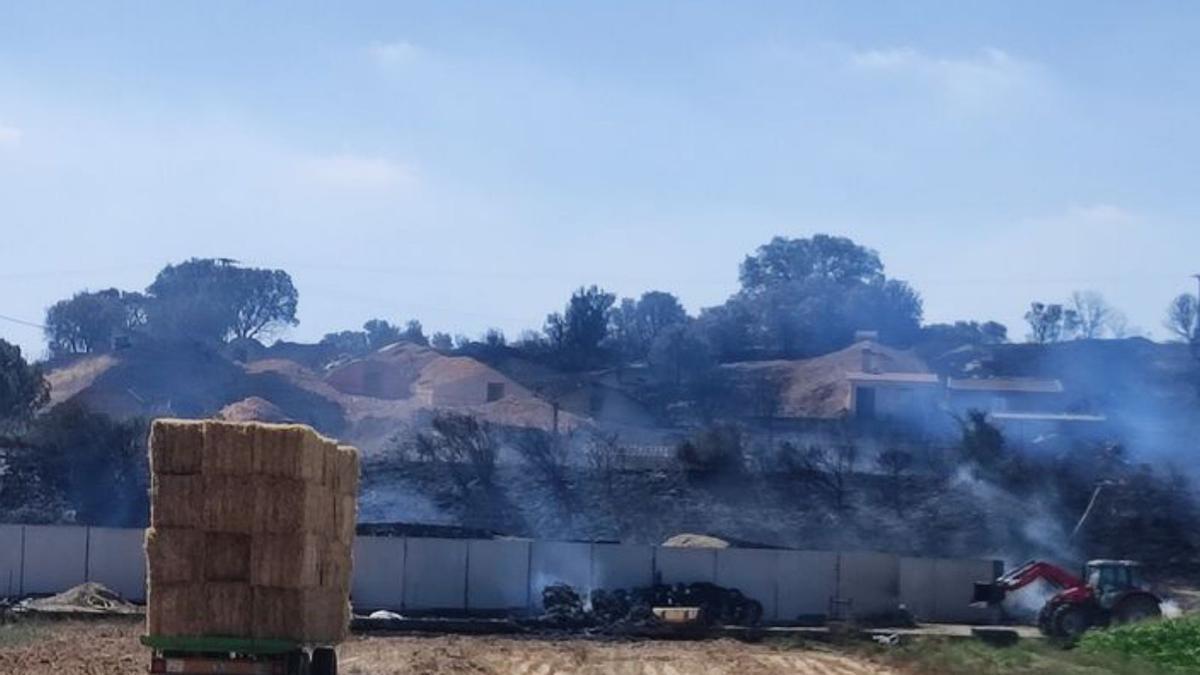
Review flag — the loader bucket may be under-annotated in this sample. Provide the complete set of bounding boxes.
[972,582,1007,606]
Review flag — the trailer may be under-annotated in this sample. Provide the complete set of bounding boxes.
[141,635,339,675]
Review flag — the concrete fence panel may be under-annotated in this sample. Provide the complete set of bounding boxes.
[22,525,88,595]
[930,558,1001,624]
[467,539,531,611]
[86,527,146,602]
[655,547,717,585]
[529,541,591,609]
[777,550,837,622]
[403,537,468,611]
[351,536,405,611]
[0,525,22,597]
[837,551,900,618]
[715,548,779,621]
[591,543,653,591]
[898,557,937,621]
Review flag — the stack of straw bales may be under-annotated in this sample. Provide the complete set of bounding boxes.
[146,419,359,643]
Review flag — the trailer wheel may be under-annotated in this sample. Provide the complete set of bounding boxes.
[285,650,311,675]
[312,647,337,675]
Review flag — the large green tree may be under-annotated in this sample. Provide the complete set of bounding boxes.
[610,290,689,360]
[545,285,616,370]
[44,288,147,356]
[146,258,298,344]
[0,339,49,435]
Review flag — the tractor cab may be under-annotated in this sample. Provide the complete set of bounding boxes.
[1084,560,1148,608]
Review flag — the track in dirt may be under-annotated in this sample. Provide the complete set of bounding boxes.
[0,621,895,675]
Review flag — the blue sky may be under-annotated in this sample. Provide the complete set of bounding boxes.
[2,2,1199,359]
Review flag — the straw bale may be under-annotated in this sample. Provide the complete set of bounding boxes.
[150,475,205,528]
[205,582,253,636]
[320,540,352,591]
[252,423,324,482]
[254,477,334,534]
[146,583,206,637]
[334,445,360,496]
[204,475,259,533]
[148,418,204,475]
[251,588,347,642]
[333,493,356,544]
[250,533,321,588]
[145,528,205,585]
[202,420,255,475]
[204,532,251,582]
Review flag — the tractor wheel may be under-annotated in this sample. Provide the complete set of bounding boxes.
[312,647,337,675]
[1113,594,1162,626]
[1036,604,1057,637]
[1052,604,1092,640]
[285,650,311,675]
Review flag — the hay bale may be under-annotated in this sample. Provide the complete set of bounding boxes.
[205,582,252,636]
[320,541,352,591]
[204,533,251,582]
[202,420,255,475]
[252,588,347,642]
[145,528,205,585]
[333,494,356,544]
[250,534,321,588]
[149,419,204,475]
[204,475,258,533]
[254,478,334,534]
[146,583,206,637]
[150,475,205,529]
[252,424,324,482]
[334,445,360,496]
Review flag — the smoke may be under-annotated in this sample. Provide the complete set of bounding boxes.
[1160,599,1183,619]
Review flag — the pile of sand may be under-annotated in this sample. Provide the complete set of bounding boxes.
[661,533,730,549]
[146,419,359,643]
[18,582,140,615]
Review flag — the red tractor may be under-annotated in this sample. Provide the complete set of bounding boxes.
[973,559,1162,638]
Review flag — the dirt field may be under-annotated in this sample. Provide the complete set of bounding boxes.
[0,619,895,675]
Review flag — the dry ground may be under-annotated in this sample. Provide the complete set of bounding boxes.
[0,619,895,675]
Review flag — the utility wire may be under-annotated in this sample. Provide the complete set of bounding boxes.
[0,313,46,330]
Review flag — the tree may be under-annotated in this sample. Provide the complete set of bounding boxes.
[739,234,883,291]
[585,430,627,494]
[875,448,914,516]
[0,340,49,435]
[320,330,370,356]
[1068,291,1114,340]
[146,259,297,344]
[647,322,714,386]
[610,291,688,360]
[544,285,616,370]
[510,427,570,489]
[363,319,402,350]
[412,412,499,494]
[44,288,146,356]
[1024,302,1077,343]
[675,424,745,476]
[1164,294,1199,342]
[430,332,454,351]
[792,442,859,513]
[401,319,428,346]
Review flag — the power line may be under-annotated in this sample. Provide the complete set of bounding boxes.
[0,313,46,330]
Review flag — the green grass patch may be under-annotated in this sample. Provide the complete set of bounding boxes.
[855,636,1168,675]
[1080,616,1200,672]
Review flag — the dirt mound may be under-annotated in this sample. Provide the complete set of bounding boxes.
[662,533,730,548]
[18,582,140,615]
[218,396,290,423]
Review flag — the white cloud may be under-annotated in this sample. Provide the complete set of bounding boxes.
[368,40,423,68]
[0,122,22,146]
[298,154,418,190]
[849,46,1041,108]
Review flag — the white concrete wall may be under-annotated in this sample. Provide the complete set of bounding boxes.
[899,557,936,620]
[777,550,837,621]
[655,547,717,584]
[930,558,1000,624]
[716,548,778,620]
[592,543,653,591]
[0,525,22,597]
[403,537,467,611]
[352,536,405,610]
[837,551,900,618]
[86,527,146,602]
[529,541,591,609]
[22,525,88,595]
[467,539,530,611]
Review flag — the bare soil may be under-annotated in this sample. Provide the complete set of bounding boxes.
[0,620,895,675]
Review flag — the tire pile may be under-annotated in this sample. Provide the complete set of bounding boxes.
[541,582,764,630]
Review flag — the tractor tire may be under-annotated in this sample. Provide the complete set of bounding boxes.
[285,650,311,675]
[1036,603,1058,637]
[1051,604,1092,640]
[312,647,337,675]
[1113,594,1162,626]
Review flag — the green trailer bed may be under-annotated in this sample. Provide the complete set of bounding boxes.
[141,635,338,674]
